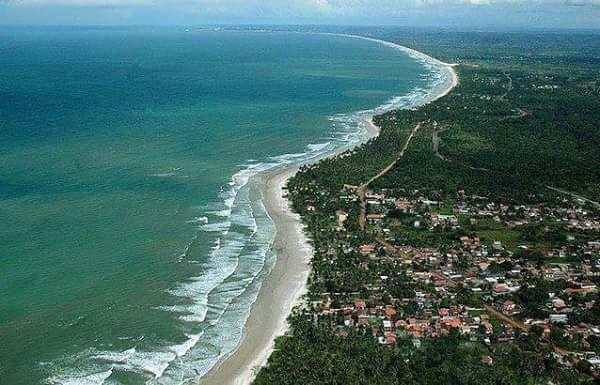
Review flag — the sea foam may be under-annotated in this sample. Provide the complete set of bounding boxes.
[43,32,453,385]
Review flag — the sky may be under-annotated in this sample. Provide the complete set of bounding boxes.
[1,0,600,29]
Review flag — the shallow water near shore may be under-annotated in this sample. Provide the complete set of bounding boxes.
[0,27,445,384]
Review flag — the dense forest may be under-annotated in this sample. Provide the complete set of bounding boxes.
[280,27,600,200]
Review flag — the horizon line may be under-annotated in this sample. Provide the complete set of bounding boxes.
[1,23,600,34]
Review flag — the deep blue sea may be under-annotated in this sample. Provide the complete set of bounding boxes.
[0,27,443,384]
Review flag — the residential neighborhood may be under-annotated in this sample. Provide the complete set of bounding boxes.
[296,183,599,379]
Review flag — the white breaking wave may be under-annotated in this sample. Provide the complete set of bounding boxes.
[47,369,114,385]
[44,31,454,385]
[186,216,208,225]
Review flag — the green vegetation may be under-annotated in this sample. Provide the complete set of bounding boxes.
[255,319,584,385]
[252,27,600,385]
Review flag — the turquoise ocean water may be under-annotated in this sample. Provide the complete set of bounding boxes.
[0,27,444,384]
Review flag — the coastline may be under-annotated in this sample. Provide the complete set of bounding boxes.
[199,37,458,385]
[198,167,310,385]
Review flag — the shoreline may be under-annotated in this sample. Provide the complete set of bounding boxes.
[199,37,458,385]
[199,166,311,385]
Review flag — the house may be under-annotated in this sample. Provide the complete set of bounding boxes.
[336,210,348,228]
[385,306,397,318]
[493,284,510,296]
[552,298,567,311]
[501,300,516,312]
[358,244,376,254]
[383,320,393,331]
[549,314,568,324]
[354,300,367,309]
[366,213,384,223]
[385,334,397,346]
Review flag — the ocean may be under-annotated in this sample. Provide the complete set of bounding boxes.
[0,27,447,384]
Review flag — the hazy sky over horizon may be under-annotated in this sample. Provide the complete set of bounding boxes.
[1,0,600,29]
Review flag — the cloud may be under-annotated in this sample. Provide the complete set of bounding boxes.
[0,0,600,11]
[1,0,600,27]
[0,0,150,5]
[1,0,595,7]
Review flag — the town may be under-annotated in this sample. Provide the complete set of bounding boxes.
[290,177,599,379]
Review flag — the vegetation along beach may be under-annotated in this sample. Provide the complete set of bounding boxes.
[1,3,600,384]
[200,34,458,385]
[249,26,600,385]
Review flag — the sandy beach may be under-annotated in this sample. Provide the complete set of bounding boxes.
[199,166,312,385]
[199,41,458,385]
